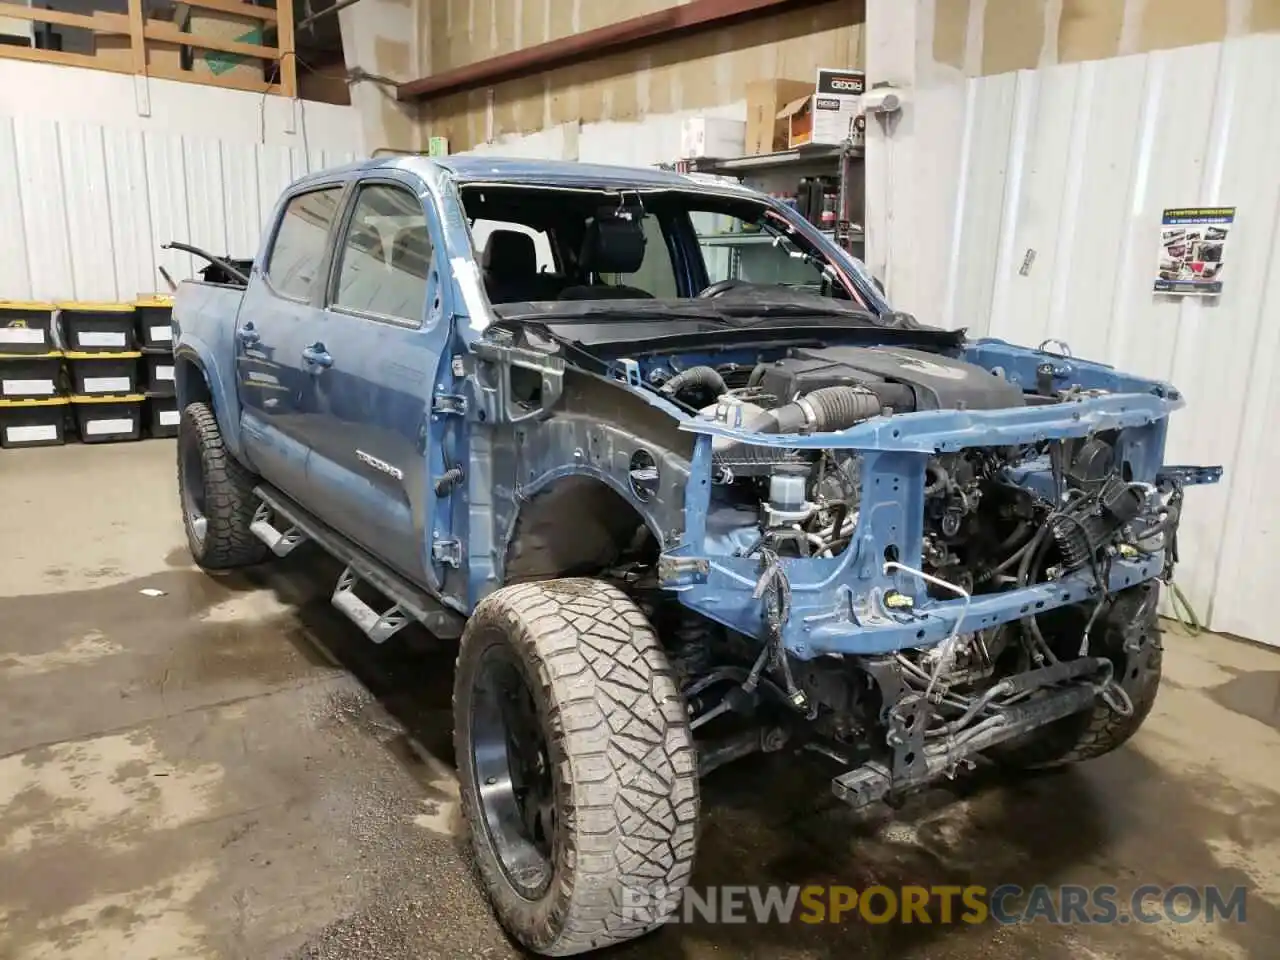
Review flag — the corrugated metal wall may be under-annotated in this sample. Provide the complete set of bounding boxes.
[940,33,1280,645]
[0,116,357,302]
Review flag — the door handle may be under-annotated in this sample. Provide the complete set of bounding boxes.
[236,323,260,345]
[301,343,333,369]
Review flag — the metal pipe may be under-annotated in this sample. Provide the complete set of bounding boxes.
[396,0,847,103]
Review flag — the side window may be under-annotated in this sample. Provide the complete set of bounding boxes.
[266,188,343,300]
[332,184,433,324]
[600,214,679,298]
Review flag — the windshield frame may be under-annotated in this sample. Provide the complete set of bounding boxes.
[454,180,885,319]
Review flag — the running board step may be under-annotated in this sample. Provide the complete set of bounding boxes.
[332,566,410,644]
[253,484,466,641]
[249,503,308,557]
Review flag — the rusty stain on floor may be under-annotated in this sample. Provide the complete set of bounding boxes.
[0,441,1278,960]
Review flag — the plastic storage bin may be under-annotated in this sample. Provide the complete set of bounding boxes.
[0,301,56,355]
[147,394,180,438]
[0,396,69,448]
[66,351,141,396]
[58,302,137,353]
[71,394,144,443]
[143,352,176,394]
[0,352,63,400]
[136,295,175,350]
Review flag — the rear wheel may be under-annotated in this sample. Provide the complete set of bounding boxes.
[454,579,699,955]
[995,582,1163,769]
[177,401,267,571]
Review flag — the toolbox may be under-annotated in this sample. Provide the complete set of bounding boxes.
[0,396,69,448]
[136,295,175,350]
[147,393,180,438]
[57,301,137,353]
[66,351,141,396]
[0,352,64,400]
[0,301,57,355]
[143,352,176,394]
[71,394,144,443]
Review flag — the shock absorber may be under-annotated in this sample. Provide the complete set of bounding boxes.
[669,611,714,684]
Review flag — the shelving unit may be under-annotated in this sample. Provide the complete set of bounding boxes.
[673,140,865,260]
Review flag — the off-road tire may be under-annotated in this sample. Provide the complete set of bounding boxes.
[177,401,267,570]
[996,582,1163,769]
[454,579,699,956]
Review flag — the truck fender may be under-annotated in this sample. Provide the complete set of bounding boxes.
[499,464,669,585]
[173,342,250,465]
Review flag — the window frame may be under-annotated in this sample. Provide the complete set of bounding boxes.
[261,183,349,306]
[324,178,435,330]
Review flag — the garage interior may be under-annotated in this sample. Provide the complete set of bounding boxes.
[2,1,1280,958]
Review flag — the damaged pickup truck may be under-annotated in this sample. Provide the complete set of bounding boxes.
[171,156,1220,955]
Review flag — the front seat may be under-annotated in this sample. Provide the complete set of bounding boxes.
[558,217,653,300]
[482,230,540,303]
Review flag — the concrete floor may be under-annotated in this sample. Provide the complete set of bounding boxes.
[1,440,1278,960]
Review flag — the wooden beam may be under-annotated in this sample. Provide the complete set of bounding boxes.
[127,0,147,76]
[0,2,100,31]
[179,0,278,22]
[149,62,282,94]
[276,0,297,97]
[397,0,841,102]
[0,44,137,75]
[148,22,279,59]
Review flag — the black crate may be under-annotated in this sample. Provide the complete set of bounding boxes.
[0,352,64,401]
[58,302,137,353]
[71,394,143,443]
[147,394,180,438]
[136,296,175,350]
[0,302,56,355]
[142,352,176,395]
[0,396,69,448]
[66,351,141,397]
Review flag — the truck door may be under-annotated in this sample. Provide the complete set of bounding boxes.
[237,185,346,497]
[297,176,445,589]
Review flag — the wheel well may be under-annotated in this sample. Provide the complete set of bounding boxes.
[504,475,657,584]
[175,355,212,409]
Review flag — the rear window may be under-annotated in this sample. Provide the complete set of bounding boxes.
[266,188,343,300]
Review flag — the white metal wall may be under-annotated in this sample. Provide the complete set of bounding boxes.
[938,34,1280,645]
[0,116,358,302]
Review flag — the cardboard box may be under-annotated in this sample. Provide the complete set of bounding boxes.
[777,68,866,149]
[745,78,813,154]
[299,62,351,105]
[680,117,746,160]
[189,10,264,83]
[812,67,865,145]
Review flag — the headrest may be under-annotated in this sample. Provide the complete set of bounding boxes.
[348,224,386,263]
[389,225,430,279]
[580,217,646,275]
[483,230,537,275]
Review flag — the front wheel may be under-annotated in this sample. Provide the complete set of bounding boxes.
[994,582,1163,769]
[454,579,699,955]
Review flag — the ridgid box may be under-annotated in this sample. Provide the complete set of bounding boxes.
[811,67,865,146]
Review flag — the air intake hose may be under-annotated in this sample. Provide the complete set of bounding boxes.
[711,386,883,474]
[661,365,727,401]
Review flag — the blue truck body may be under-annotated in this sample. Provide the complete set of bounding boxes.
[173,154,1213,660]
